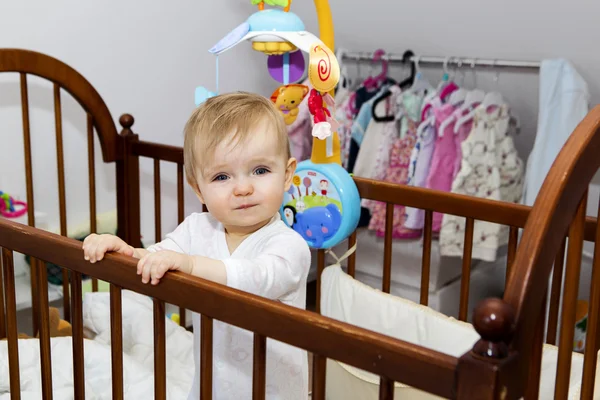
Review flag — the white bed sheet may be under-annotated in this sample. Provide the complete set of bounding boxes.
[0,290,194,399]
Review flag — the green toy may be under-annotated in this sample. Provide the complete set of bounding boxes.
[251,0,292,12]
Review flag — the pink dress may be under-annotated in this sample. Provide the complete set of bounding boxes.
[425,104,458,233]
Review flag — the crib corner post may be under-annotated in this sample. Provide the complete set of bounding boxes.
[455,298,523,400]
[116,113,142,248]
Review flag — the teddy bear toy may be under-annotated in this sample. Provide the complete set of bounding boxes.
[271,84,309,125]
[0,307,72,340]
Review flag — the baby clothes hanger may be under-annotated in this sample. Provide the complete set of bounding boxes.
[335,47,353,93]
[451,89,485,134]
[436,56,452,91]
[372,50,416,122]
[362,49,388,91]
[409,55,433,95]
[437,88,469,137]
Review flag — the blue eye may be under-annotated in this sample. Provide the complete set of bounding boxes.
[255,167,270,175]
[213,174,228,182]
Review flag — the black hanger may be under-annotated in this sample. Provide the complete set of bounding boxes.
[398,50,416,89]
[372,50,416,122]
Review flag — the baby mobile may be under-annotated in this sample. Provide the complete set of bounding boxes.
[196,0,360,250]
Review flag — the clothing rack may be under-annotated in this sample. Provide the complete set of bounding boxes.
[340,51,541,70]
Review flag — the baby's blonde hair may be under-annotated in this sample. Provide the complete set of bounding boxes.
[183,91,291,189]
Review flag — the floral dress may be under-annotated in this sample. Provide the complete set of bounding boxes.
[368,91,423,238]
[439,104,524,261]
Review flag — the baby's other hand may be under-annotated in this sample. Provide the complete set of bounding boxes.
[82,234,134,263]
[137,250,192,285]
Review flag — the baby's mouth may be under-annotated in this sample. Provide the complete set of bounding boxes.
[236,204,257,210]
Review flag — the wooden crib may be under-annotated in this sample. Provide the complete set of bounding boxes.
[1,48,600,399]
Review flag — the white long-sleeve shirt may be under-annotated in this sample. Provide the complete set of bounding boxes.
[147,212,310,399]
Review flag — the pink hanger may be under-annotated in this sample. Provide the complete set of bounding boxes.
[419,81,459,121]
[362,49,388,91]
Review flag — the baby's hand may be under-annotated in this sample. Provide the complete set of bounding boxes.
[137,250,193,285]
[82,234,134,263]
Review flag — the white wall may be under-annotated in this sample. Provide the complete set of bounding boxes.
[1,0,600,246]
[0,0,277,242]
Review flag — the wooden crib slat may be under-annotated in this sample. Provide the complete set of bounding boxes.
[178,163,184,224]
[2,248,21,399]
[0,250,6,339]
[88,113,97,235]
[581,198,600,398]
[312,354,326,400]
[54,84,67,236]
[21,73,41,332]
[458,217,474,322]
[506,226,518,282]
[54,84,71,323]
[547,237,567,345]
[253,334,266,400]
[382,203,393,293]
[347,231,357,278]
[71,271,85,400]
[20,73,35,227]
[110,284,124,400]
[201,315,213,400]
[554,194,587,400]
[153,299,166,400]
[30,258,39,336]
[316,249,325,314]
[178,163,186,327]
[526,290,547,399]
[379,377,394,400]
[87,113,99,293]
[421,210,433,306]
[154,159,162,243]
[37,254,53,398]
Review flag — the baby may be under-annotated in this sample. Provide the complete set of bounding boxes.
[82,92,311,399]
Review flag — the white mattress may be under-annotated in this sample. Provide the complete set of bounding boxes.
[321,265,592,400]
[309,228,505,292]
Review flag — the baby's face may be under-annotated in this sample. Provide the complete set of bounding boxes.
[195,120,295,234]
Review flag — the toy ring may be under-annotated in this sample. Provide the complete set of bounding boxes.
[0,196,27,219]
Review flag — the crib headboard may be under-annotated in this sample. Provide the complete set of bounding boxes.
[503,106,600,398]
[0,48,136,327]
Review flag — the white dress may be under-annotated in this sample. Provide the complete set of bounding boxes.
[147,212,311,399]
[439,104,524,262]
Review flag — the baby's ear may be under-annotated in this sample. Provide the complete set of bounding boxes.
[284,158,297,190]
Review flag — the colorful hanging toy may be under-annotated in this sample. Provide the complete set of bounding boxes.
[0,191,28,219]
[197,1,360,250]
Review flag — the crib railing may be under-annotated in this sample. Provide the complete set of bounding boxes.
[4,48,600,399]
[315,176,600,398]
[0,217,480,400]
[106,115,600,399]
